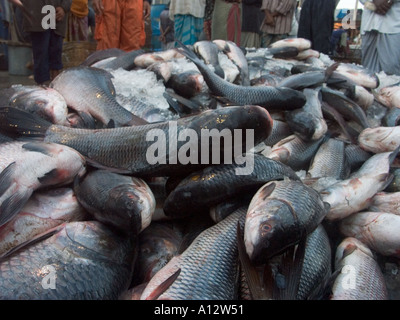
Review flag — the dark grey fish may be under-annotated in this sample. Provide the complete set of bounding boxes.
[0,221,136,300]
[166,70,205,99]
[277,63,339,90]
[268,134,327,171]
[308,138,349,180]
[264,119,292,146]
[193,40,225,79]
[244,180,329,264]
[133,221,183,286]
[0,105,273,177]
[285,88,327,141]
[320,87,370,129]
[296,225,332,300]
[163,154,300,219]
[73,169,156,236]
[94,49,146,71]
[383,107,400,127]
[344,143,372,172]
[140,207,247,300]
[177,41,306,110]
[50,66,147,127]
[0,133,13,144]
[80,48,126,67]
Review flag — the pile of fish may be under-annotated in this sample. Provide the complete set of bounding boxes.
[0,37,400,300]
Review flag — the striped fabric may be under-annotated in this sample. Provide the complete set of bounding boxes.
[260,0,296,35]
[174,14,204,45]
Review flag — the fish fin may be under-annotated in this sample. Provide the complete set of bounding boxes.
[0,162,16,196]
[389,146,400,164]
[0,107,51,138]
[126,115,149,126]
[145,268,181,300]
[215,65,225,79]
[237,222,270,300]
[77,111,97,129]
[0,188,32,227]
[274,235,307,300]
[259,182,276,201]
[323,201,331,214]
[21,142,53,156]
[0,224,62,262]
[107,119,115,128]
[324,62,340,81]
[176,40,204,66]
[37,168,61,185]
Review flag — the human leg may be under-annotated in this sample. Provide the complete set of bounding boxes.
[119,0,145,51]
[48,30,64,81]
[94,0,122,50]
[30,30,51,84]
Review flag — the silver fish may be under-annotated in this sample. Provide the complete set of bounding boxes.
[9,85,69,125]
[0,188,87,256]
[368,192,400,215]
[0,140,86,227]
[321,149,397,221]
[340,211,400,257]
[358,126,400,153]
[193,40,225,78]
[330,237,388,300]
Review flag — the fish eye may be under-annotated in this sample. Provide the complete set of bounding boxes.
[260,223,272,235]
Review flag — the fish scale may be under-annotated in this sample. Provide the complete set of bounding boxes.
[141,208,246,300]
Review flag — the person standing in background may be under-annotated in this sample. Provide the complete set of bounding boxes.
[241,0,263,48]
[359,0,400,75]
[297,0,338,54]
[159,3,174,50]
[260,0,297,47]
[203,0,214,40]
[20,0,71,85]
[211,0,242,46]
[169,0,205,46]
[92,0,151,51]
[66,0,89,41]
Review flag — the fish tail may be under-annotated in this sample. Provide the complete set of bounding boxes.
[0,162,32,227]
[176,40,204,66]
[0,107,51,138]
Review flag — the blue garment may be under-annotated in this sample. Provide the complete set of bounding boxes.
[174,14,204,46]
[30,29,63,84]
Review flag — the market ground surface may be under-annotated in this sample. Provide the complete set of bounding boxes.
[0,70,35,89]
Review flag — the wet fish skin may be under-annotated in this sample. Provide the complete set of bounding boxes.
[0,105,273,177]
[344,143,372,172]
[166,70,205,99]
[94,49,145,71]
[50,66,145,127]
[330,237,388,300]
[321,87,370,129]
[213,39,250,86]
[0,221,136,299]
[163,154,300,218]
[263,119,292,146]
[358,126,400,153]
[9,85,69,125]
[384,168,400,192]
[375,85,400,109]
[140,207,246,300]
[268,134,327,171]
[368,191,400,215]
[321,149,397,221]
[285,88,327,141]
[133,221,183,286]
[307,138,349,180]
[340,211,400,257]
[177,41,306,110]
[268,38,312,52]
[193,40,225,79]
[383,107,400,127]
[74,169,155,235]
[0,140,86,227]
[334,63,380,89]
[80,48,126,67]
[297,225,332,300]
[244,180,329,264]
[0,188,87,256]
